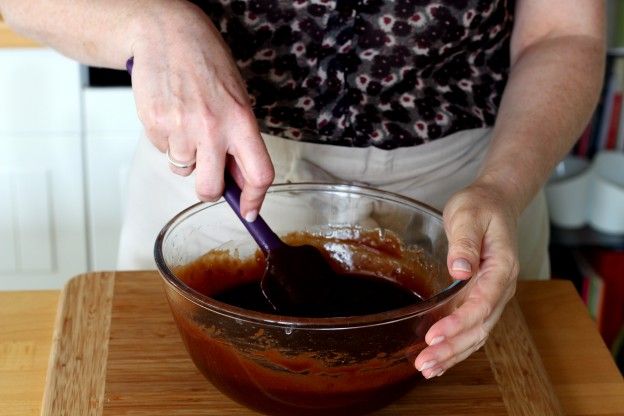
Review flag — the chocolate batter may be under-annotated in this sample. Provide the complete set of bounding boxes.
[170,228,451,416]
[175,227,441,316]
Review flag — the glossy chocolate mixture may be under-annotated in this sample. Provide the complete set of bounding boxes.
[175,228,440,316]
[171,228,451,416]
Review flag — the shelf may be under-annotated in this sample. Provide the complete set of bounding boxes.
[87,66,131,87]
[550,225,624,250]
[608,47,624,57]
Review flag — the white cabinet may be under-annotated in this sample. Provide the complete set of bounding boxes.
[0,49,143,288]
[0,134,87,289]
[0,49,86,289]
[83,88,141,270]
[0,49,81,134]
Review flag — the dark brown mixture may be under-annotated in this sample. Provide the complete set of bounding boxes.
[175,228,439,317]
[170,228,449,416]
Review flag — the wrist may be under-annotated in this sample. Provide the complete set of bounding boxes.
[475,133,557,219]
[127,0,207,61]
[471,170,528,221]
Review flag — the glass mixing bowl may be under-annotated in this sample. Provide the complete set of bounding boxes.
[154,183,469,416]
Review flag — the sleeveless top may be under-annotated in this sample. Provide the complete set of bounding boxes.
[196,0,515,149]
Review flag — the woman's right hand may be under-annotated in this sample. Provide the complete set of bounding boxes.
[130,0,274,221]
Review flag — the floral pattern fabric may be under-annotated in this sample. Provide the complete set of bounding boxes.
[195,0,514,149]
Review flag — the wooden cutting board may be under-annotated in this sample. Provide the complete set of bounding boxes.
[40,272,562,416]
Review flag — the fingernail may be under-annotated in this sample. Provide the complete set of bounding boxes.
[437,370,445,377]
[245,210,258,223]
[425,367,444,379]
[419,360,437,371]
[452,258,471,273]
[429,336,445,346]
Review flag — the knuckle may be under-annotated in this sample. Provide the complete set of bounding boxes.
[149,136,168,152]
[444,351,464,370]
[248,168,275,189]
[170,142,197,159]
[451,237,480,257]
[445,312,463,333]
[197,191,221,202]
[446,338,463,359]
[476,325,490,346]
[506,281,517,300]
[510,259,520,278]
[172,167,193,177]
[444,203,478,222]
[144,124,164,142]
[141,104,191,143]
[502,252,519,272]
[194,107,219,132]
[499,253,520,285]
[140,102,169,130]
[229,101,256,125]
[467,296,492,323]
[196,183,222,202]
[479,300,493,321]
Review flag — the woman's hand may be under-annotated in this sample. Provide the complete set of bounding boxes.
[414,179,520,378]
[412,0,605,380]
[130,1,273,221]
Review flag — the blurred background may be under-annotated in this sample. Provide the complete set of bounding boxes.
[546,0,624,373]
[0,2,622,372]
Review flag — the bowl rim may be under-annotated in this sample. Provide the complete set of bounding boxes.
[154,182,469,329]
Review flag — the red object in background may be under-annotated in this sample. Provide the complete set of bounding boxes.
[606,91,623,150]
[576,122,593,157]
[585,249,624,347]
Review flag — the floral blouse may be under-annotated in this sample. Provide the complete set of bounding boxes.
[195,0,514,149]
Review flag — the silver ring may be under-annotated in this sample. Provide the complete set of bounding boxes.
[166,149,196,169]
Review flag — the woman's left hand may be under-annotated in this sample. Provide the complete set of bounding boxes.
[414,180,520,378]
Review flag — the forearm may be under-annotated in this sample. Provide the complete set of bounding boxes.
[478,34,605,217]
[0,0,192,69]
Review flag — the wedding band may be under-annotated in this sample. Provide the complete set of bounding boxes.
[166,149,196,169]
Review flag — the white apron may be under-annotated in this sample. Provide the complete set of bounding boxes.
[117,128,550,280]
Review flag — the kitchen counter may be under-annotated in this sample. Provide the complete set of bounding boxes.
[1,278,623,415]
[0,20,38,47]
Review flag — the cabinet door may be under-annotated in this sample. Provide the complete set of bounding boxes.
[84,88,141,269]
[0,48,84,289]
[0,134,87,289]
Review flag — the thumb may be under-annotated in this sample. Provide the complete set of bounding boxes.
[444,211,485,280]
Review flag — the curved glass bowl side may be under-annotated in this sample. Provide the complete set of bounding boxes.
[154,183,469,329]
[154,183,472,416]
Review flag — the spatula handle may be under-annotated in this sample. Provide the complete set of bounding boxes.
[222,173,283,254]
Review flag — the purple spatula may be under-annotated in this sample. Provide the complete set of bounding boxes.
[127,57,339,315]
[221,173,341,314]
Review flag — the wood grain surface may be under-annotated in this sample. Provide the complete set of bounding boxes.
[40,272,115,416]
[485,299,563,415]
[0,290,58,416]
[102,273,509,416]
[39,272,567,416]
[517,283,624,416]
[0,272,624,416]
[1,274,621,416]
